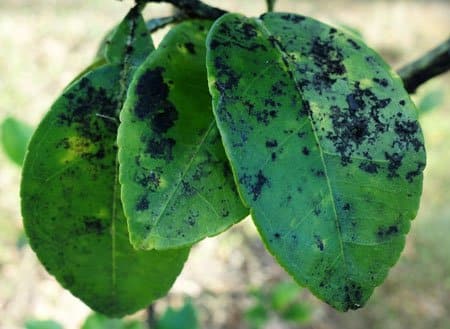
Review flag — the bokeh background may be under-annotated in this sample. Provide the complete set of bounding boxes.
[0,0,449,328]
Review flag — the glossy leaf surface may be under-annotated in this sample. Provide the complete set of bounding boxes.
[118,20,247,250]
[21,66,189,317]
[0,116,33,166]
[206,13,426,310]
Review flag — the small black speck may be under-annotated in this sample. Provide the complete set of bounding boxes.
[265,139,278,148]
[314,206,321,216]
[377,225,399,239]
[373,78,388,87]
[187,217,196,226]
[184,42,196,54]
[136,195,149,211]
[242,22,257,38]
[315,235,324,251]
[314,169,325,177]
[347,38,361,50]
[279,13,306,24]
[83,217,106,234]
[359,161,379,174]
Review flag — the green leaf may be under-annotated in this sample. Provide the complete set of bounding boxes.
[105,5,154,67]
[206,13,426,311]
[69,7,152,94]
[16,229,29,249]
[279,303,311,323]
[65,58,107,91]
[270,281,301,312]
[25,320,63,329]
[417,88,444,115]
[21,65,189,317]
[94,26,118,61]
[156,299,199,329]
[81,313,144,329]
[0,116,33,166]
[244,304,269,329]
[118,20,247,250]
[338,24,364,40]
[80,8,150,91]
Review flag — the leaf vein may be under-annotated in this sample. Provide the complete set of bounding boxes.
[256,19,349,278]
[151,121,216,229]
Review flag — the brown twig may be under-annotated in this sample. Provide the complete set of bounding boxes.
[146,304,157,328]
[140,0,449,93]
[138,0,226,19]
[146,14,188,32]
[266,0,276,12]
[398,37,450,93]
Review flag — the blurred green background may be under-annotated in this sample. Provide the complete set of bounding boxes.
[0,0,449,328]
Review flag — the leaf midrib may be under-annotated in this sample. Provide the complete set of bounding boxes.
[109,10,150,295]
[111,158,120,295]
[255,18,348,274]
[149,120,217,240]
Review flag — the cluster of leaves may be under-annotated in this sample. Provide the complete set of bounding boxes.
[19,1,425,319]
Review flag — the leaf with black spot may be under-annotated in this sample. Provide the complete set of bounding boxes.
[206,13,426,311]
[94,25,118,62]
[65,57,107,91]
[118,20,248,250]
[104,5,154,67]
[21,65,189,317]
[66,7,153,92]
